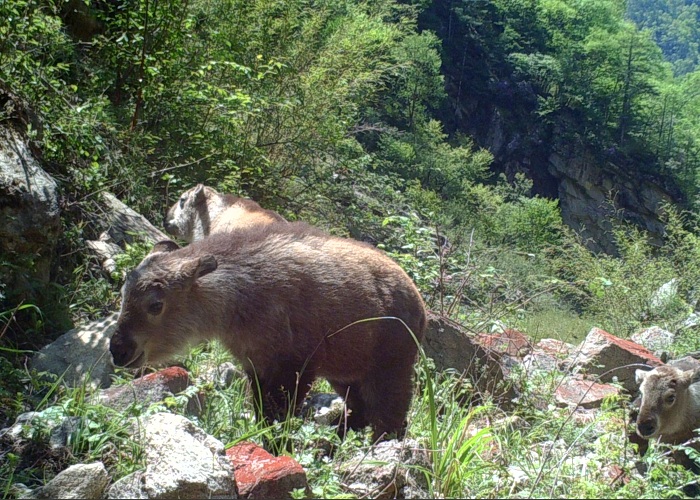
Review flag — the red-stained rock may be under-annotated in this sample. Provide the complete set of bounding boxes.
[566,328,662,391]
[475,329,532,357]
[555,376,620,409]
[227,442,308,499]
[98,366,202,414]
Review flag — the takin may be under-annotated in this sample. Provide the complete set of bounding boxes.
[635,357,700,467]
[164,184,286,243]
[109,222,427,440]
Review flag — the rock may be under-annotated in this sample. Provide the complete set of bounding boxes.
[0,411,41,443]
[650,279,679,314]
[555,376,620,409]
[30,314,118,389]
[107,413,235,499]
[20,462,109,499]
[227,442,308,499]
[423,313,517,406]
[49,416,82,450]
[1,407,77,449]
[100,192,169,245]
[682,312,700,330]
[566,328,662,392]
[0,104,61,300]
[303,393,346,426]
[85,232,123,275]
[340,439,431,499]
[196,362,246,389]
[98,366,199,414]
[475,329,531,357]
[523,338,576,373]
[630,326,674,357]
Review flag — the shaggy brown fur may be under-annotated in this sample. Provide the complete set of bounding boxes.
[164,184,285,243]
[110,222,427,440]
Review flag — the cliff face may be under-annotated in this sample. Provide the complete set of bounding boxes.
[547,138,673,254]
[458,99,677,254]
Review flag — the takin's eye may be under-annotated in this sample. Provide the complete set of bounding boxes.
[147,301,164,316]
[179,197,186,208]
[664,393,676,406]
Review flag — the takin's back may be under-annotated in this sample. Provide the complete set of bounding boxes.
[112,221,426,374]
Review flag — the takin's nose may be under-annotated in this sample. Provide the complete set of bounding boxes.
[163,217,176,234]
[109,332,137,367]
[636,418,657,438]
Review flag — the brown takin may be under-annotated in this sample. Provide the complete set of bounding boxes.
[164,184,286,243]
[109,222,427,441]
[635,357,700,467]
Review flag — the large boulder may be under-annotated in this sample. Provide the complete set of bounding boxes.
[107,413,236,499]
[0,92,61,305]
[566,328,662,391]
[30,314,118,389]
[423,313,517,405]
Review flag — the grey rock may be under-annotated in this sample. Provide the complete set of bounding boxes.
[547,132,673,255]
[630,326,675,357]
[196,361,245,389]
[49,416,82,450]
[0,117,61,294]
[423,313,516,406]
[650,279,680,314]
[107,413,236,499]
[20,462,109,500]
[340,439,431,499]
[31,313,118,389]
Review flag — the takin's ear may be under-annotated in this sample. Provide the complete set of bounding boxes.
[690,367,700,385]
[635,369,649,385]
[151,240,180,254]
[177,255,218,286]
[677,369,697,389]
[194,184,206,203]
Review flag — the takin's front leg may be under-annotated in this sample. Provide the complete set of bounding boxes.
[246,368,315,425]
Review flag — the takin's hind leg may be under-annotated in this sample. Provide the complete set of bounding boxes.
[328,381,369,437]
[360,366,416,442]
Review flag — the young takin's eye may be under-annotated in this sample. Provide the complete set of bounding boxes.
[665,393,676,405]
[179,197,186,208]
[148,301,164,316]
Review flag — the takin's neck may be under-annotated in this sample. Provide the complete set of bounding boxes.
[192,193,229,241]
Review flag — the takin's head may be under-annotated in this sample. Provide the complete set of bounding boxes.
[109,240,219,369]
[635,364,700,440]
[164,184,216,242]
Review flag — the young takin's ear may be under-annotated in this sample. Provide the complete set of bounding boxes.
[678,369,695,389]
[151,240,180,254]
[635,369,649,385]
[194,184,206,204]
[177,255,218,286]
